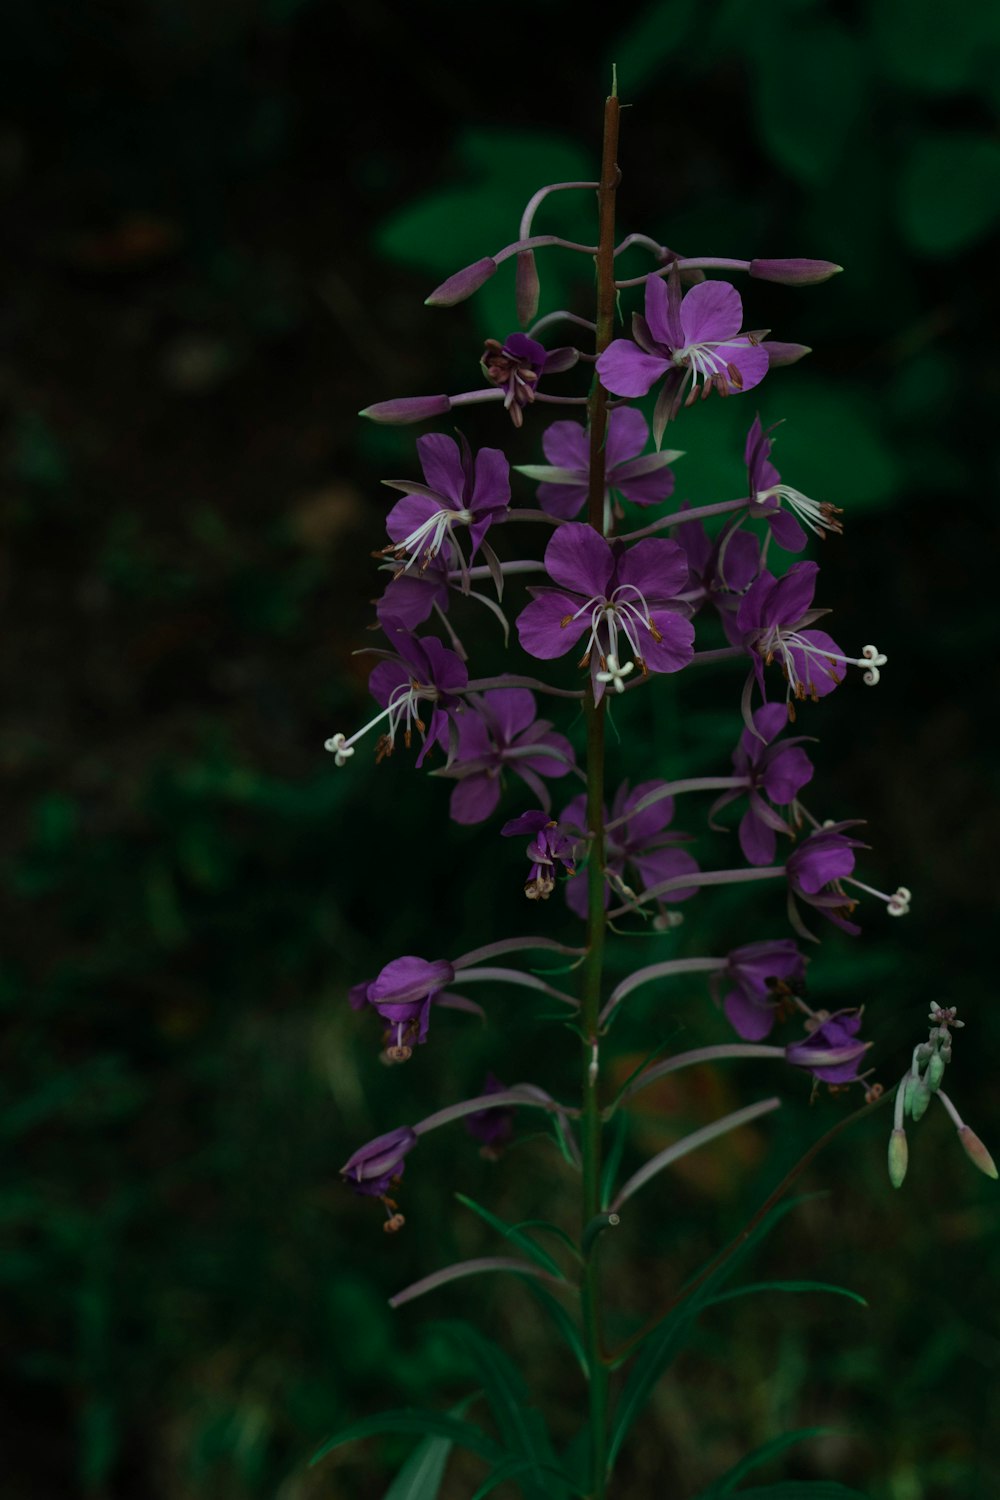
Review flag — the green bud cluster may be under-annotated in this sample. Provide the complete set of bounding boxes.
[888,1003,996,1189]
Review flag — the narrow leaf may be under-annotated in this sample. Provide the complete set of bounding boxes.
[612,1098,781,1209]
[697,1427,839,1498]
[722,1486,869,1499]
[705,1280,867,1311]
[311,1409,501,1468]
[524,1282,589,1378]
[455,1193,566,1277]
[382,1433,453,1500]
[390,1257,559,1310]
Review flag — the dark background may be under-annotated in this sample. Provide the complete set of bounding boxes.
[2,1,999,1496]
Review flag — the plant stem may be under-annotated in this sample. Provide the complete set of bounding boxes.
[580,79,620,1500]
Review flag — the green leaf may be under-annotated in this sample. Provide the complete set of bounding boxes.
[436,1322,563,1500]
[753,20,865,184]
[898,133,1000,256]
[599,1110,629,1208]
[524,1282,589,1379]
[607,1195,813,1468]
[310,1409,502,1469]
[705,1280,868,1311]
[697,1427,840,1498]
[381,1432,454,1500]
[723,1486,869,1499]
[510,1220,583,1264]
[470,1457,589,1500]
[454,1193,566,1278]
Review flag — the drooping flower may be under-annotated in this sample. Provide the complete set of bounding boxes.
[736,562,885,724]
[709,938,808,1040]
[559,780,700,919]
[745,415,843,551]
[464,1073,516,1158]
[517,408,678,524]
[360,956,457,1060]
[440,688,575,825]
[710,702,815,865]
[341,1126,418,1196]
[501,809,577,900]
[377,432,510,582]
[480,333,578,427]
[596,274,770,441]
[785,1010,869,1083]
[516,523,694,701]
[325,621,467,770]
[786,821,867,937]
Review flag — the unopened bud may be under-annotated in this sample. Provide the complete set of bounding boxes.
[958,1126,998,1181]
[907,1077,932,1123]
[926,1052,946,1090]
[425,257,498,307]
[359,394,452,424]
[750,258,843,286]
[515,250,540,327]
[762,341,812,368]
[888,1128,909,1188]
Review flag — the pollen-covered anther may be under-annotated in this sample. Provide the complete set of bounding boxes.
[887,886,911,917]
[325,732,355,767]
[860,644,887,686]
[385,1043,413,1063]
[382,1212,406,1233]
[595,653,635,694]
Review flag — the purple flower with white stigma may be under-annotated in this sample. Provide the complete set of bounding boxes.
[501,809,577,901]
[325,621,467,770]
[516,409,678,527]
[341,1125,418,1233]
[745,415,843,550]
[441,688,575,825]
[736,562,886,722]
[786,821,867,937]
[465,1072,516,1158]
[560,780,700,919]
[674,508,762,638]
[363,955,457,1061]
[710,702,815,865]
[596,274,770,441]
[710,938,808,1041]
[480,333,578,428]
[516,523,694,701]
[377,432,510,583]
[785,1009,869,1084]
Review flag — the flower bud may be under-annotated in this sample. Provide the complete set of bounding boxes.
[425,257,498,307]
[762,341,812,368]
[515,250,540,327]
[888,1127,908,1189]
[926,1052,946,1090]
[908,1077,932,1123]
[359,394,452,424]
[750,258,843,286]
[958,1125,998,1181]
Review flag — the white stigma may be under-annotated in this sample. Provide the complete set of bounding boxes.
[887,886,911,917]
[860,644,887,686]
[325,732,355,766]
[595,653,635,693]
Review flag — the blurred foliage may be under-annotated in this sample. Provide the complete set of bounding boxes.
[1,0,999,1497]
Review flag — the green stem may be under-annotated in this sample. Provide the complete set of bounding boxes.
[580,79,620,1500]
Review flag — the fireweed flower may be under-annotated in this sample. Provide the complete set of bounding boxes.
[560,779,699,919]
[785,1009,869,1083]
[745,415,843,550]
[325,622,467,770]
[341,1125,418,1234]
[480,333,579,427]
[675,508,762,642]
[710,702,815,865]
[596,274,770,439]
[516,523,694,701]
[376,551,451,631]
[377,432,510,584]
[359,956,457,1061]
[736,561,886,723]
[465,1072,516,1158]
[516,409,678,526]
[710,938,809,1041]
[440,688,575,825]
[786,821,866,936]
[501,809,577,900]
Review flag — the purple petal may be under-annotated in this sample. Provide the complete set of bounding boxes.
[642,611,696,674]
[679,280,744,344]
[618,779,675,844]
[368,658,409,709]
[768,509,809,553]
[501,809,550,837]
[504,332,547,368]
[596,341,670,398]
[385,492,439,544]
[544,522,614,596]
[762,743,814,803]
[739,803,778,866]
[541,420,588,473]
[616,537,689,603]
[631,846,700,902]
[484,687,537,743]
[377,572,448,630]
[604,406,650,468]
[537,481,589,519]
[471,446,511,515]
[748,702,789,746]
[542,346,580,375]
[610,454,676,508]
[645,273,682,347]
[416,433,466,506]
[516,591,590,659]
[724,988,777,1041]
[786,629,845,699]
[717,339,770,395]
[450,772,502,825]
[769,561,820,627]
[370,956,455,1004]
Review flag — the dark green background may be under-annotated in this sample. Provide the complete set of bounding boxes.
[2,1,999,1496]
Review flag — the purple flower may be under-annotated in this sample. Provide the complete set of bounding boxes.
[442,689,575,825]
[736,562,847,717]
[516,523,694,701]
[378,432,510,579]
[376,552,451,631]
[464,1073,515,1157]
[341,1126,419,1197]
[785,1010,869,1083]
[710,938,808,1040]
[325,621,467,770]
[786,822,867,936]
[501,809,577,900]
[480,333,578,427]
[521,409,677,521]
[710,703,815,865]
[745,415,843,551]
[674,508,762,640]
[596,274,770,437]
[362,955,457,1060]
[559,780,699,919]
